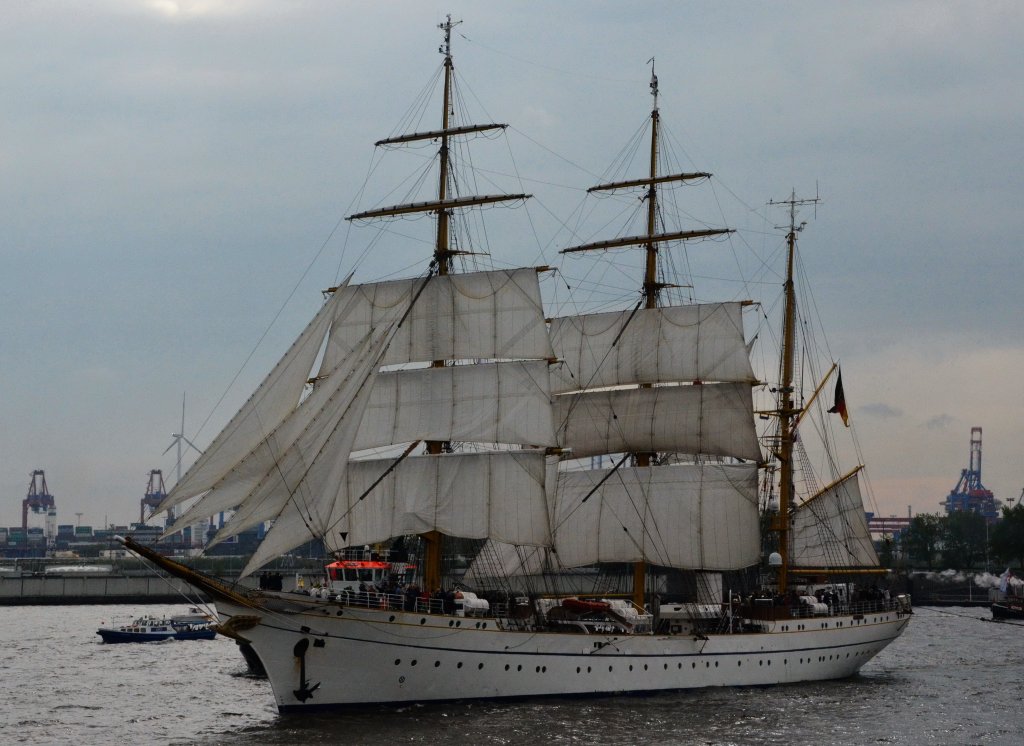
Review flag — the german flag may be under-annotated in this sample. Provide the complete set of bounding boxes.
[828,369,849,427]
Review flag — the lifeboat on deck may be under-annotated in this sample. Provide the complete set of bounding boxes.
[561,598,612,614]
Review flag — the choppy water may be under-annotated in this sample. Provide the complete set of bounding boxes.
[1,603,1020,745]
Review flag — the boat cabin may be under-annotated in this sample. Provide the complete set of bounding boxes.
[325,559,393,592]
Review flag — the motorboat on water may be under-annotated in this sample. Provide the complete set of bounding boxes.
[96,607,216,643]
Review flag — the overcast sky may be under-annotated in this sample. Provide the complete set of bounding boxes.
[3,1,1023,532]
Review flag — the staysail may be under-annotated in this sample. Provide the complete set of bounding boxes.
[789,467,879,568]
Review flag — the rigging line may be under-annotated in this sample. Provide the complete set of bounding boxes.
[507,125,603,182]
[607,460,674,568]
[189,223,341,451]
[549,453,632,537]
[459,32,644,86]
[324,440,422,536]
[557,296,644,417]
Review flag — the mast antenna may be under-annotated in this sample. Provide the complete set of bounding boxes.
[648,57,658,111]
[439,14,462,58]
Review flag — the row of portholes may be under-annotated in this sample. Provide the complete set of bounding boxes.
[394,659,486,670]
[392,649,873,674]
[780,617,882,632]
[382,615,488,630]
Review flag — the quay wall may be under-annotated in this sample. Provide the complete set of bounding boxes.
[0,573,258,605]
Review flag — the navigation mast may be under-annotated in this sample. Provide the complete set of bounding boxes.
[767,189,819,593]
[561,62,733,608]
[346,16,530,593]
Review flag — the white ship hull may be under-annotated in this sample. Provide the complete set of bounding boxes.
[217,597,910,711]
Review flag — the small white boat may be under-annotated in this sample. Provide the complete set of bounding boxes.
[96,607,216,643]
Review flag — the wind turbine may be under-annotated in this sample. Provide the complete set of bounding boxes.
[161,395,201,517]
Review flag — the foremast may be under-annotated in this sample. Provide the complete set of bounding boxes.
[346,16,530,593]
[560,63,733,608]
[768,190,819,593]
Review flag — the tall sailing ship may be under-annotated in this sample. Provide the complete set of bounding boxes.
[123,18,911,710]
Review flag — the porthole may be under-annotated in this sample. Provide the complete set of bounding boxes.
[434,661,441,668]
[411,660,418,666]
[388,615,395,622]
[394,659,401,666]
[457,662,463,669]
[419,618,426,625]
[517,665,522,671]
[478,663,484,670]
[505,664,510,671]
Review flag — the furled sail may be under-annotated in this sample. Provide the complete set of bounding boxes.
[789,467,879,568]
[554,383,761,461]
[549,303,754,394]
[550,463,760,570]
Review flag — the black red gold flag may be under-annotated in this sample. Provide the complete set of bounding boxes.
[827,369,849,427]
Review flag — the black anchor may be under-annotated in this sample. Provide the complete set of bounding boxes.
[292,638,321,702]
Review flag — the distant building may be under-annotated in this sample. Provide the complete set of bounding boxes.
[868,515,911,540]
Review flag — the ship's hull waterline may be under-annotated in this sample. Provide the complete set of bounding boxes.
[216,597,910,710]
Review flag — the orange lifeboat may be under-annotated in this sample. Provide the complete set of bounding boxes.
[561,598,611,614]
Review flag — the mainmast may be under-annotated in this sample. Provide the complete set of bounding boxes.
[346,16,531,593]
[768,189,819,593]
[561,62,733,609]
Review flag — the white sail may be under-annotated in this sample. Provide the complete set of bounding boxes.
[790,468,879,568]
[555,383,761,461]
[549,303,754,394]
[162,311,390,538]
[355,360,556,450]
[319,268,552,371]
[330,452,554,550]
[158,282,350,513]
[234,326,395,575]
[551,463,760,570]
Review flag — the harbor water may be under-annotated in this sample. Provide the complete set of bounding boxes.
[1,604,1020,745]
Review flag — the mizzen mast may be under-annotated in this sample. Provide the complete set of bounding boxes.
[767,189,820,593]
[345,15,531,593]
[561,61,733,609]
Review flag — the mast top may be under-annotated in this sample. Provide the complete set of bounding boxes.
[439,14,462,59]
[769,188,821,236]
[648,57,659,113]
